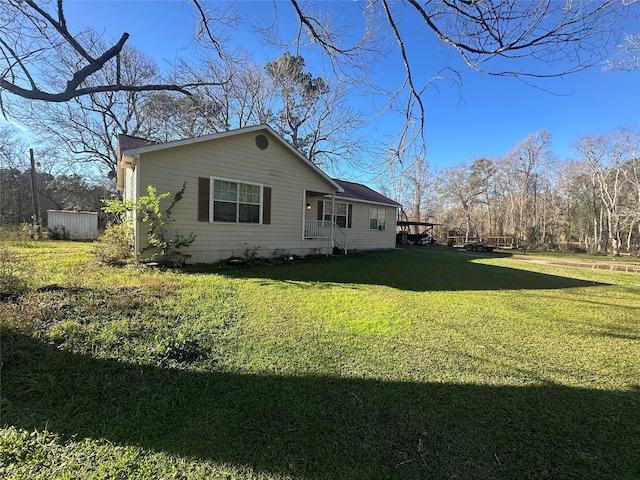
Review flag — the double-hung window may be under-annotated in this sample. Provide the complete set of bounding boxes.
[324,201,348,228]
[212,178,262,224]
[369,207,387,230]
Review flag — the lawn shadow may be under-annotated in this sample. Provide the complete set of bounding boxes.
[2,331,638,479]
[186,248,607,292]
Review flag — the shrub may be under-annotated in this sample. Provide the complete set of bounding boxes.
[94,223,135,266]
[0,224,34,244]
[100,183,195,266]
[47,225,69,240]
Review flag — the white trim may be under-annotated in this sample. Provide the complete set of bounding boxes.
[368,207,388,231]
[323,200,349,229]
[134,157,141,254]
[209,176,263,225]
[330,194,335,250]
[301,190,307,241]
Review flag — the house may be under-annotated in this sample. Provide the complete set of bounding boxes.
[117,124,401,264]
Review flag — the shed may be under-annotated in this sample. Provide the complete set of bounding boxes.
[47,210,98,240]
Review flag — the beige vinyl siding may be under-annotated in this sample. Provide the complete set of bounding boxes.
[343,202,398,251]
[307,197,398,252]
[136,130,336,263]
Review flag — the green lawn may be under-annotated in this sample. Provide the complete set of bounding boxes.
[1,241,639,479]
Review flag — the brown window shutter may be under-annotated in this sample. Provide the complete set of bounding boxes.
[198,177,210,222]
[262,187,272,224]
[317,201,324,221]
[348,204,353,228]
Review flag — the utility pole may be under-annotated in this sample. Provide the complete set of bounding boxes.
[30,148,42,239]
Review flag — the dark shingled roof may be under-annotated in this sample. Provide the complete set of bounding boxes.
[117,134,156,154]
[333,179,401,207]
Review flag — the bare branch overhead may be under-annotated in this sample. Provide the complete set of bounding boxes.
[0,0,227,105]
[285,0,630,161]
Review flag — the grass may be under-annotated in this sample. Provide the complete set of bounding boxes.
[1,240,639,479]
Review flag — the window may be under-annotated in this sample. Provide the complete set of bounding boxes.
[324,201,348,228]
[369,208,387,230]
[212,178,262,224]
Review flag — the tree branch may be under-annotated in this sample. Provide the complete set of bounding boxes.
[191,0,225,58]
[1,1,230,106]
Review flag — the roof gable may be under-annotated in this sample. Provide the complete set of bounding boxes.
[119,124,342,193]
[333,179,401,207]
[117,134,156,154]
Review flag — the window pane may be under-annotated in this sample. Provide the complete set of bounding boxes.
[212,179,262,224]
[214,180,237,201]
[336,216,347,228]
[213,201,236,222]
[378,209,386,227]
[239,204,260,223]
[239,183,260,203]
[335,203,347,215]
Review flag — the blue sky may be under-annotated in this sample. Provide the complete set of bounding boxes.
[61,0,639,171]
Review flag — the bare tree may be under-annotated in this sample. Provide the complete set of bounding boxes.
[0,0,232,108]
[438,163,485,240]
[15,43,163,175]
[277,1,628,157]
[169,55,274,134]
[0,124,24,169]
[572,129,637,256]
[549,159,584,250]
[604,33,640,72]
[386,156,434,230]
[469,158,498,235]
[622,155,640,253]
[288,78,364,170]
[165,51,364,170]
[140,91,224,142]
[502,130,553,244]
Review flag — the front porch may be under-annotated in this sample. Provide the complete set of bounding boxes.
[304,220,347,253]
[303,191,348,254]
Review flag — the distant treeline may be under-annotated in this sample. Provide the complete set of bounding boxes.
[0,168,114,229]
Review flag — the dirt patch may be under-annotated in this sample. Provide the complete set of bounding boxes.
[510,256,640,273]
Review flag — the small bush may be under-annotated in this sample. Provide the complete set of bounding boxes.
[94,223,135,266]
[101,184,195,266]
[47,225,69,240]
